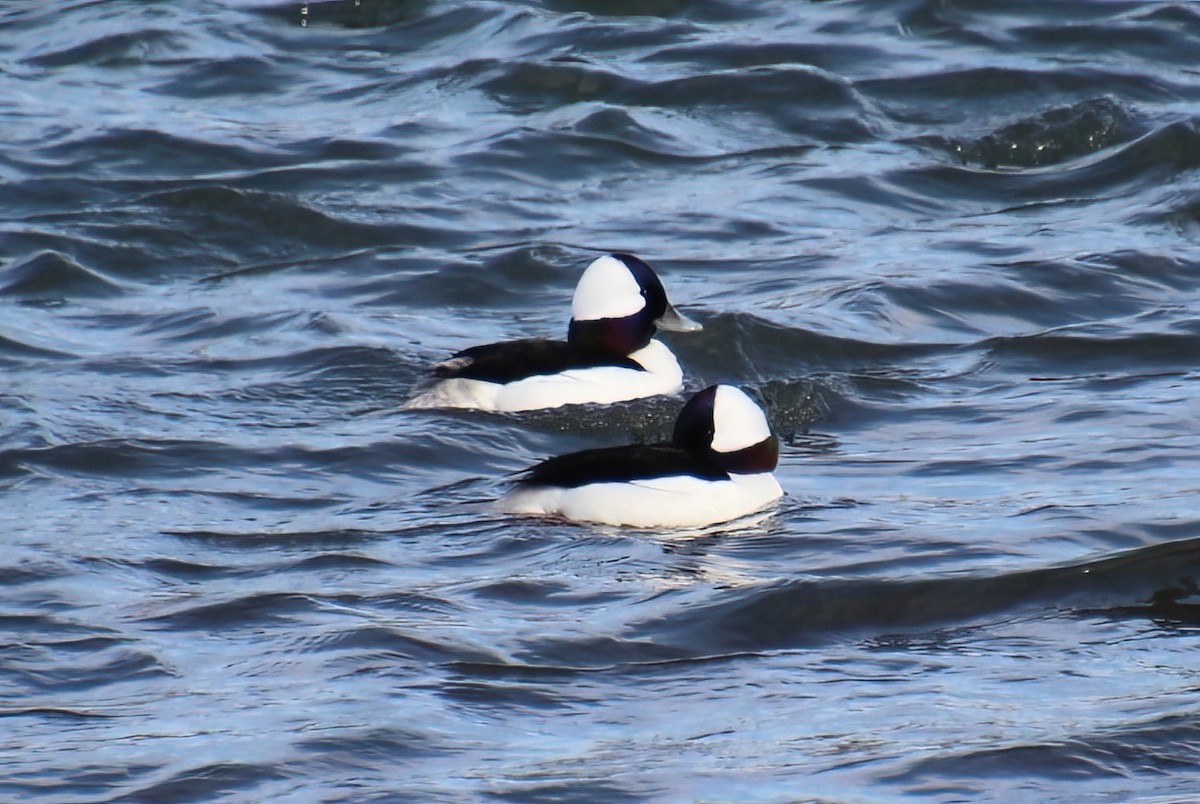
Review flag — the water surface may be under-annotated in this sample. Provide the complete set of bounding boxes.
[2,0,1200,800]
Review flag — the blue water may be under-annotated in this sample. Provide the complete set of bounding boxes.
[3,0,1200,800]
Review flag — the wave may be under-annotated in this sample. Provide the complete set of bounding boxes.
[676,311,954,376]
[647,39,898,76]
[22,28,184,69]
[256,0,436,30]
[152,56,288,99]
[109,762,289,803]
[481,59,873,143]
[144,186,442,250]
[0,612,169,695]
[489,535,1200,669]
[984,328,1200,374]
[885,713,1200,790]
[0,250,124,301]
[913,97,1143,170]
[542,0,746,21]
[886,118,1200,211]
[0,331,75,363]
[36,128,283,176]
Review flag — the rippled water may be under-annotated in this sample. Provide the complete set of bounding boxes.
[3,0,1200,800]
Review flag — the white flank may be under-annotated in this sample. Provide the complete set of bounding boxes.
[711,385,772,454]
[404,340,683,412]
[571,255,644,322]
[497,472,783,528]
[491,340,682,411]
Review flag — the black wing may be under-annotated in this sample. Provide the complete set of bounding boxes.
[435,339,643,384]
[518,444,729,489]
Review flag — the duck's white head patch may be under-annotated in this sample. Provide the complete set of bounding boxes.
[571,255,644,322]
[711,385,772,453]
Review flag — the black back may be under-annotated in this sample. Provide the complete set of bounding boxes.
[520,444,729,488]
[436,338,644,384]
[515,384,780,488]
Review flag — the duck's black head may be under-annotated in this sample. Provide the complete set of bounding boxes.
[673,384,779,474]
[567,253,701,358]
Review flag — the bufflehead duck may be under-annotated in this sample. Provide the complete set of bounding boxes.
[403,253,701,412]
[498,385,783,528]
